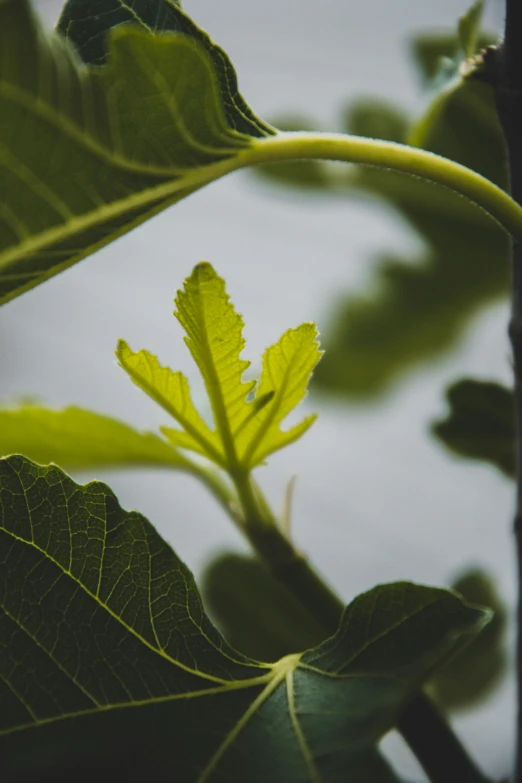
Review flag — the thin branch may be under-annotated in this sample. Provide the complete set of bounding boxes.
[242,516,487,782]
[397,696,488,783]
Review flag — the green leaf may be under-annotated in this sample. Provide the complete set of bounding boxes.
[201,552,326,662]
[173,263,256,463]
[57,0,273,137]
[458,1,484,62]
[236,323,321,467]
[122,264,321,471]
[430,568,507,712]
[432,379,515,477]
[116,340,226,466]
[0,456,488,778]
[0,0,272,305]
[0,404,189,470]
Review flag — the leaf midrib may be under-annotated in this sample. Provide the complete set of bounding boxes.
[243,335,306,466]
[0,78,240,178]
[0,525,258,684]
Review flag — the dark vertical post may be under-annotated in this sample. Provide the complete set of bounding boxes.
[487,2,522,778]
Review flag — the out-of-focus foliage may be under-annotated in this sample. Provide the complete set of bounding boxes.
[433,379,514,477]
[201,552,326,662]
[430,568,507,712]
[256,3,508,398]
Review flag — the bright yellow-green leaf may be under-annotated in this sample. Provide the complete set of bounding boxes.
[118,265,320,473]
[116,340,225,465]
[237,324,322,467]
[174,263,256,455]
[0,405,187,469]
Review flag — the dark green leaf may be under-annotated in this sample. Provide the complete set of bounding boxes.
[0,455,488,779]
[201,552,326,662]
[0,0,271,305]
[341,99,409,144]
[57,0,273,137]
[432,379,515,477]
[430,568,507,712]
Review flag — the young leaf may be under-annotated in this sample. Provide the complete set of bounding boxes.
[0,456,488,779]
[116,340,225,466]
[0,0,272,305]
[0,405,188,469]
[236,324,321,467]
[432,379,515,477]
[158,263,321,471]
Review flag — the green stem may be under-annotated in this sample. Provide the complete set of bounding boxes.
[227,131,522,242]
[185,463,242,524]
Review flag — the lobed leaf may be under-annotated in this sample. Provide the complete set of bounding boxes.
[432,379,515,477]
[174,262,255,460]
[130,263,321,471]
[0,456,488,779]
[0,0,272,305]
[116,340,225,465]
[236,324,322,467]
[0,404,188,470]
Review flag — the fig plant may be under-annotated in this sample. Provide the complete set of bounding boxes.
[0,0,520,780]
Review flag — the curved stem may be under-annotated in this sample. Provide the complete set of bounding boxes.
[228,131,522,242]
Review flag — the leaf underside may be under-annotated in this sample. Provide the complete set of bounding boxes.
[0,455,487,780]
[0,0,272,305]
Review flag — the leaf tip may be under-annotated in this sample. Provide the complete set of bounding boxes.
[115,338,131,361]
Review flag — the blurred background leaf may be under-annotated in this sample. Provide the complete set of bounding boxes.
[429,567,507,712]
[255,10,508,398]
[433,379,514,478]
[201,551,326,661]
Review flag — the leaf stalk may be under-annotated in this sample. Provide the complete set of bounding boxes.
[234,131,522,243]
[485,3,522,779]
